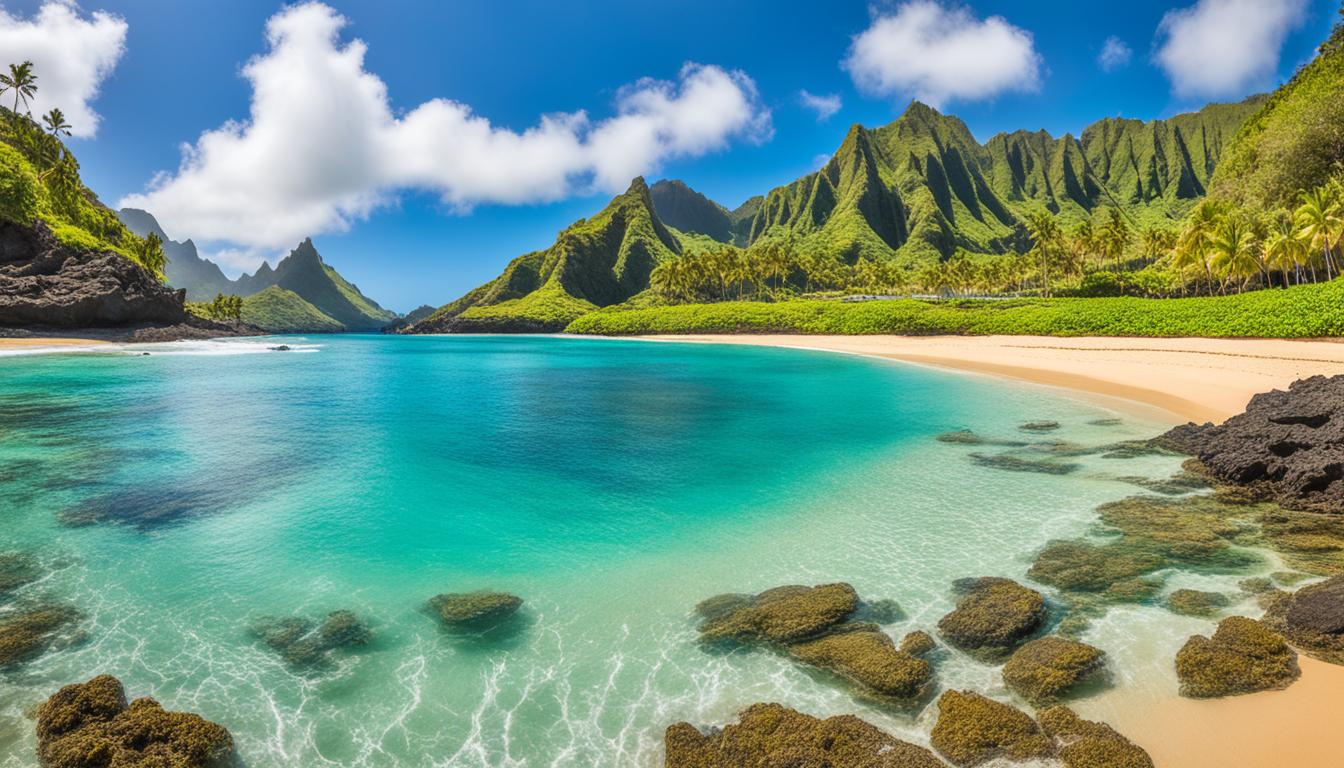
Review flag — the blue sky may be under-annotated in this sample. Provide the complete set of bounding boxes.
[4,0,1339,311]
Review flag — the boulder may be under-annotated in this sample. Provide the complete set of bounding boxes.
[788,629,933,702]
[1174,616,1299,698]
[0,220,187,328]
[36,675,234,768]
[1002,637,1106,704]
[0,603,80,668]
[900,630,936,656]
[1158,375,1344,512]
[1165,589,1230,617]
[936,578,1046,658]
[664,702,946,768]
[427,590,524,631]
[929,690,1054,767]
[1037,706,1154,768]
[1262,575,1344,663]
[697,583,858,645]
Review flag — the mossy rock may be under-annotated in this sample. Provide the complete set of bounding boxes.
[900,629,936,656]
[1037,706,1154,768]
[664,702,947,767]
[427,590,523,631]
[0,603,80,669]
[1261,575,1344,664]
[0,551,41,595]
[1175,616,1299,698]
[1258,508,1344,575]
[937,577,1046,658]
[1002,637,1106,704]
[788,629,933,702]
[1089,418,1124,428]
[318,610,372,648]
[1095,496,1258,568]
[1102,576,1165,603]
[969,453,1080,475]
[1271,571,1312,586]
[1238,577,1277,595]
[1097,440,1172,460]
[697,583,858,645]
[1029,540,1163,594]
[36,675,235,768]
[1020,421,1061,433]
[249,610,372,667]
[1166,589,1230,617]
[936,430,1027,447]
[929,690,1054,767]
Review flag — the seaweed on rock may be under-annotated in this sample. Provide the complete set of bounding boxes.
[0,603,80,669]
[969,453,1080,475]
[249,610,371,668]
[936,577,1046,659]
[1001,637,1106,705]
[0,551,41,595]
[929,690,1055,767]
[427,590,524,632]
[1174,616,1299,698]
[789,629,934,702]
[1261,575,1344,664]
[697,583,859,645]
[1165,589,1230,617]
[1037,706,1154,768]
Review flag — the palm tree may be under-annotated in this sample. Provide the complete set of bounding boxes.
[1264,215,1308,288]
[1296,187,1341,281]
[1024,210,1062,297]
[1207,215,1261,292]
[1098,208,1131,272]
[0,61,37,115]
[1175,201,1223,294]
[41,108,70,136]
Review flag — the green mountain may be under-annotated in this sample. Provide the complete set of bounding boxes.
[1210,24,1344,209]
[118,208,235,300]
[649,179,757,246]
[253,238,397,331]
[410,177,686,333]
[241,286,344,333]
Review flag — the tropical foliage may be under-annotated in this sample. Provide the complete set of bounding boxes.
[186,293,244,322]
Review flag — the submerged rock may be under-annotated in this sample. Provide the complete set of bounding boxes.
[900,630,936,656]
[36,675,234,768]
[1166,589,1230,617]
[697,583,858,645]
[1020,421,1061,433]
[250,610,372,667]
[1262,575,1344,663]
[937,578,1046,659]
[854,597,904,624]
[1159,375,1344,513]
[1037,706,1154,768]
[0,551,41,595]
[427,590,524,631]
[1002,637,1106,704]
[1030,540,1163,595]
[789,629,933,702]
[936,430,1028,447]
[0,603,80,669]
[664,702,947,767]
[969,453,1080,475]
[1089,418,1124,428]
[1175,616,1299,698]
[929,690,1054,767]
[1257,507,1344,575]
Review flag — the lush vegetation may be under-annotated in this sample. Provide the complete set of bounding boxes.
[0,62,164,276]
[185,293,243,322]
[566,278,1344,338]
[241,286,343,333]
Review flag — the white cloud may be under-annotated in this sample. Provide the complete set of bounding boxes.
[1154,0,1309,99]
[1098,36,1133,72]
[843,1,1042,108]
[798,90,842,121]
[121,2,771,254]
[0,1,127,137]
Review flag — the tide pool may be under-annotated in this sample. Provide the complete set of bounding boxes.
[0,336,1263,767]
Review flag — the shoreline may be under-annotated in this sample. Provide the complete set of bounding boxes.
[634,333,1344,768]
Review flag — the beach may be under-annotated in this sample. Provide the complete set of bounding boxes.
[0,337,111,354]
[644,333,1344,767]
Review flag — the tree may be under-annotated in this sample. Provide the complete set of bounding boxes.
[1174,201,1224,294]
[1208,214,1261,292]
[136,232,166,277]
[1024,210,1062,297]
[1098,208,1131,271]
[41,108,70,137]
[0,61,37,115]
[1264,214,1308,288]
[1295,186,1342,281]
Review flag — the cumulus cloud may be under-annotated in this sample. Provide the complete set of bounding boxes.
[798,90,842,121]
[1098,36,1133,72]
[121,2,771,254]
[843,1,1042,108]
[0,1,127,137]
[1154,0,1309,99]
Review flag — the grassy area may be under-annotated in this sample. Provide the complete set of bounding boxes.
[241,286,343,333]
[566,278,1344,338]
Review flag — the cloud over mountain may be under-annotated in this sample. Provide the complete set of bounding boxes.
[121,2,771,253]
[1154,0,1309,99]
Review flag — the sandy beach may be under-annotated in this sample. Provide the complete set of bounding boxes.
[645,333,1344,768]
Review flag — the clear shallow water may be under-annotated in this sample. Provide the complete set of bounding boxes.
[0,336,1272,766]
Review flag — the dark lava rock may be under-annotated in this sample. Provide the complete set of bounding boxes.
[0,220,187,328]
[1001,637,1106,704]
[250,610,372,667]
[1037,706,1154,768]
[0,603,80,669]
[427,590,524,631]
[789,629,933,702]
[937,578,1046,659]
[36,675,235,768]
[1159,376,1344,513]
[664,702,947,768]
[269,345,291,351]
[1174,616,1299,698]
[697,583,858,645]
[1165,589,1230,617]
[929,690,1054,767]
[1262,575,1344,663]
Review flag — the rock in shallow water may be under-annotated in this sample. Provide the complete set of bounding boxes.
[427,590,524,632]
[1159,375,1344,513]
[789,628,933,702]
[1165,589,1230,617]
[1002,636,1106,704]
[0,551,42,595]
[664,702,947,768]
[936,577,1046,659]
[0,603,80,669]
[697,583,859,645]
[249,610,372,667]
[36,675,234,768]
[1174,616,1299,698]
[930,690,1054,767]
[1037,706,1154,768]
[1262,575,1344,663]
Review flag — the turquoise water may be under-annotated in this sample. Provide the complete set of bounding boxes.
[0,336,1264,766]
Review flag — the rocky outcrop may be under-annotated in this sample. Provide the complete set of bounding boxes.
[664,703,947,767]
[697,583,859,645]
[1160,376,1344,513]
[936,578,1046,659]
[789,628,934,701]
[1002,637,1106,704]
[1262,575,1344,663]
[36,675,234,768]
[929,690,1054,767]
[427,590,523,632]
[0,603,80,669]
[0,220,187,328]
[1174,616,1299,697]
[249,610,372,667]
[1037,706,1154,768]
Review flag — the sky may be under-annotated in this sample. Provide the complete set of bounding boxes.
[1,0,1338,311]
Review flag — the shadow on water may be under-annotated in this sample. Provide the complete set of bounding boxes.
[423,608,536,654]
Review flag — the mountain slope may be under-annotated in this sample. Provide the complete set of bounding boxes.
[410,177,683,333]
[650,179,736,244]
[119,208,235,300]
[241,285,343,333]
[262,239,397,331]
